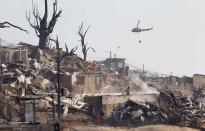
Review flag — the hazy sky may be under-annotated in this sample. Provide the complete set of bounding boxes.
[0,0,205,76]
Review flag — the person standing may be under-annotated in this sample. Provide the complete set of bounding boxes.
[91,60,97,70]
[126,87,130,95]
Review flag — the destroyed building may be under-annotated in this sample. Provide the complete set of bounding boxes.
[0,44,28,67]
[193,74,205,88]
[71,72,131,117]
[66,58,160,118]
[97,57,129,75]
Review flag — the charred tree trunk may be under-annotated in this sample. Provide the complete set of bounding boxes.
[39,33,48,49]
[26,0,62,49]
[38,0,48,49]
[78,22,95,61]
[83,49,87,61]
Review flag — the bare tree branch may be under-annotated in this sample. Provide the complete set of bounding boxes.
[65,43,69,54]
[50,38,77,62]
[48,0,62,33]
[0,21,28,33]
[50,37,59,50]
[69,47,78,55]
[86,47,95,54]
[26,13,39,36]
[64,43,77,56]
[84,25,91,37]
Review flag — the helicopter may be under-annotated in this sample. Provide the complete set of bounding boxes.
[131,20,153,33]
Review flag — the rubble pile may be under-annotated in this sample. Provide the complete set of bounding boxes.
[113,91,205,128]
[62,55,90,72]
[0,44,89,123]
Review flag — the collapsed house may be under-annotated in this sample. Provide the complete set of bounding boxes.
[68,57,159,118]
[0,44,28,67]
[81,77,157,117]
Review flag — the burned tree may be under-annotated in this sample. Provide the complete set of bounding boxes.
[26,0,62,49]
[78,22,95,61]
[64,44,77,56]
[49,37,77,59]
[0,21,27,33]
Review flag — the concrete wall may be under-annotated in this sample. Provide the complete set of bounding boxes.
[0,47,28,67]
[193,74,205,88]
[73,73,102,94]
[72,72,130,96]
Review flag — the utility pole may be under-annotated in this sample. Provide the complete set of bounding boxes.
[114,54,116,58]
[51,38,61,131]
[142,64,145,81]
[57,45,61,123]
[109,51,112,58]
[0,58,3,95]
[0,59,7,123]
[50,37,70,131]
[114,46,120,58]
[52,93,55,122]
[0,58,2,89]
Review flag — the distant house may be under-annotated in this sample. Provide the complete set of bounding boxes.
[97,57,128,75]
[0,45,28,67]
[104,58,125,70]
[193,74,205,88]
